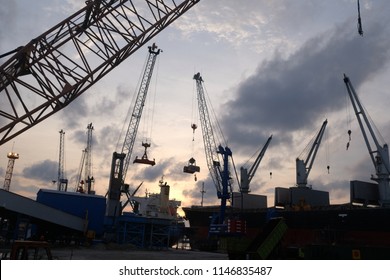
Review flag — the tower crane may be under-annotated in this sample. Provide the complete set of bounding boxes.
[3,151,19,191]
[84,123,94,194]
[57,129,68,191]
[296,119,328,188]
[0,0,200,147]
[343,74,390,205]
[240,135,272,194]
[193,72,232,225]
[106,44,161,218]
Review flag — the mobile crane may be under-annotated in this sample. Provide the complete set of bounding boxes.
[0,0,200,146]
[343,74,390,205]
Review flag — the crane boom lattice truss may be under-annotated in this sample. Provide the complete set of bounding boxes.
[193,73,232,225]
[0,0,200,146]
[57,129,68,191]
[193,73,223,196]
[85,123,94,182]
[3,152,19,191]
[105,44,160,218]
[120,44,161,183]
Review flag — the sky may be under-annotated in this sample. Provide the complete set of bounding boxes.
[1,0,390,214]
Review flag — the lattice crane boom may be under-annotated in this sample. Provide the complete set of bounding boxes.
[193,72,223,196]
[193,72,233,225]
[0,0,200,146]
[120,44,161,183]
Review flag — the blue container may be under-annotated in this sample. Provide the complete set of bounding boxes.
[36,189,106,236]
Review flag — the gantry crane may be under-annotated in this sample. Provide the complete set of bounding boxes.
[296,119,328,188]
[193,72,232,225]
[343,74,390,205]
[0,0,200,147]
[240,135,272,194]
[106,44,161,218]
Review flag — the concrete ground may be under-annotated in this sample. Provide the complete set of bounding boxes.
[51,244,228,260]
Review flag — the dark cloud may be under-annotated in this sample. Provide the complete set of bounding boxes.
[182,177,219,206]
[57,93,90,130]
[22,159,57,182]
[221,7,390,151]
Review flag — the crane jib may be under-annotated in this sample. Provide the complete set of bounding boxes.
[0,0,200,146]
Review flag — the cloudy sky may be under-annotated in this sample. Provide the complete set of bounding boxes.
[1,0,390,213]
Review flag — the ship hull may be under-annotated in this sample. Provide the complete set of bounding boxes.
[183,205,390,258]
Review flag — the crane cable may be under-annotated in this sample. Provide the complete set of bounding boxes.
[325,124,330,174]
[202,82,228,147]
[345,86,352,150]
[115,57,146,152]
[357,0,364,36]
[145,54,160,144]
[202,81,240,191]
[191,71,199,142]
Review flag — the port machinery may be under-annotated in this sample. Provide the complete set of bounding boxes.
[0,0,200,147]
[0,0,200,247]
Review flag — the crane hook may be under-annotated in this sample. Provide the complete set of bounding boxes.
[346,129,352,150]
[191,123,197,141]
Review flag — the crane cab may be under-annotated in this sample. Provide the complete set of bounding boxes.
[183,157,200,174]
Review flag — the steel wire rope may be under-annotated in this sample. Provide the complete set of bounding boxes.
[146,53,160,144]
[202,82,239,191]
[115,54,148,152]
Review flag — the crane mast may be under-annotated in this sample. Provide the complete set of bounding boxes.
[296,119,327,188]
[343,74,390,205]
[240,135,272,194]
[193,72,231,224]
[0,0,200,146]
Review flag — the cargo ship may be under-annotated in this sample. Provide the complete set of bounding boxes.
[183,74,390,259]
[183,182,390,259]
[0,177,184,249]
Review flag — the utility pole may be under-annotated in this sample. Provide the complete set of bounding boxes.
[200,182,206,207]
